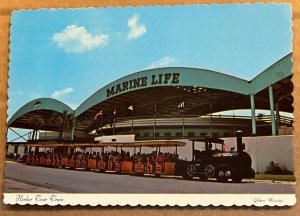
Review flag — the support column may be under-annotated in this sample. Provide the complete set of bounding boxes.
[269,86,276,136]
[71,125,75,141]
[232,105,236,136]
[275,102,280,135]
[182,111,185,139]
[210,104,213,137]
[192,141,195,161]
[250,94,256,135]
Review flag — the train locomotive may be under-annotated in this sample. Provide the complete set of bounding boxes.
[176,131,255,182]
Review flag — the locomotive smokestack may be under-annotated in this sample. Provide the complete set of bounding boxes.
[235,130,244,152]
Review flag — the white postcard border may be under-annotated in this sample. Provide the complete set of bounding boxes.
[3,193,296,206]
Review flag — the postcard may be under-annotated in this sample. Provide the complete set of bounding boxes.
[3,3,295,206]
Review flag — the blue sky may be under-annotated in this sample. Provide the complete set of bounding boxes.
[8,4,292,139]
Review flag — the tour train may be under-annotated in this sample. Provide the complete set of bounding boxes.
[23,131,255,183]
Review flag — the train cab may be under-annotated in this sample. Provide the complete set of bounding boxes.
[177,132,255,182]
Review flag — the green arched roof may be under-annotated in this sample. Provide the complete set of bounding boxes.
[75,53,292,117]
[75,67,249,117]
[249,53,292,93]
[8,98,73,126]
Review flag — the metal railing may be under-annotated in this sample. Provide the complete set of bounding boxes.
[102,114,293,129]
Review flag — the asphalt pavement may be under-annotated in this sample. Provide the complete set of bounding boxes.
[4,161,295,194]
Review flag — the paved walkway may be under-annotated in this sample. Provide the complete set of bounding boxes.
[4,179,60,193]
[4,161,296,194]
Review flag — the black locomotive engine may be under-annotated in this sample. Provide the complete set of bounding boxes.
[175,131,255,182]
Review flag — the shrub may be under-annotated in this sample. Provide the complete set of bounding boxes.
[264,161,293,175]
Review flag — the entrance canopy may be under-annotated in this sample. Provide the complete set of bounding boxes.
[8,98,73,131]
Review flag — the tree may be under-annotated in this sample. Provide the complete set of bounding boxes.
[50,110,75,142]
[30,117,45,140]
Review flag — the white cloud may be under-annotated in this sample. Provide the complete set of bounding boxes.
[8,90,23,97]
[65,102,79,110]
[51,87,74,98]
[127,15,147,40]
[52,25,109,53]
[147,56,176,69]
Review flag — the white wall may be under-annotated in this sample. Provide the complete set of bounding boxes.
[7,145,26,158]
[109,136,294,173]
[222,135,294,173]
[7,145,14,155]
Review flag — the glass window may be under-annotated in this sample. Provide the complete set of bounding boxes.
[175,132,183,137]
[200,132,207,137]
[187,132,195,137]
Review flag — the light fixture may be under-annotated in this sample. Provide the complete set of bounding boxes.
[32,101,41,108]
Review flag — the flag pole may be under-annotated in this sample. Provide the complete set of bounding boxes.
[113,117,116,135]
[153,103,157,140]
[182,105,185,139]
[113,107,116,135]
[94,122,97,136]
[131,108,134,134]
[178,101,185,139]
[100,116,103,136]
[210,104,213,137]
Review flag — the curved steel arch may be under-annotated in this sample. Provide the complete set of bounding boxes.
[75,53,292,117]
[75,68,250,117]
[8,98,74,126]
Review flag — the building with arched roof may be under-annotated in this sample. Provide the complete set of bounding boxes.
[8,53,293,143]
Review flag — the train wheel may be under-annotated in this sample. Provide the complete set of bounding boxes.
[183,164,196,180]
[204,164,215,178]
